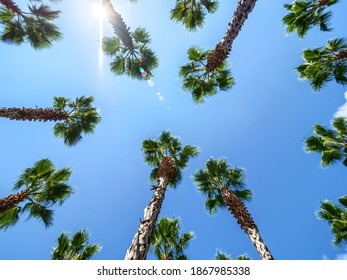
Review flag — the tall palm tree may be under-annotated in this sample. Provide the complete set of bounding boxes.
[125,131,199,260]
[102,0,158,80]
[215,250,251,260]
[194,158,274,260]
[170,0,219,32]
[51,229,101,260]
[297,38,347,91]
[0,96,101,146]
[0,0,62,49]
[283,0,339,38]
[179,46,234,103]
[0,158,74,230]
[150,216,194,260]
[205,0,257,72]
[304,117,347,167]
[318,196,347,246]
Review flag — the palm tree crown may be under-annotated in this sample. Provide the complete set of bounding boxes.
[215,250,251,260]
[304,117,347,167]
[102,0,158,80]
[53,96,101,146]
[150,216,194,260]
[0,0,62,49]
[318,196,347,246]
[170,0,219,31]
[297,38,347,91]
[51,229,101,260]
[142,130,200,187]
[194,158,274,260]
[283,0,339,38]
[0,158,74,230]
[179,46,234,103]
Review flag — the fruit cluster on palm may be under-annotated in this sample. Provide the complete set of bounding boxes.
[124,131,199,260]
[150,216,194,260]
[283,0,339,38]
[304,117,347,167]
[194,158,274,260]
[318,196,347,246]
[102,0,158,80]
[0,96,101,147]
[0,159,74,230]
[0,0,62,49]
[51,229,101,260]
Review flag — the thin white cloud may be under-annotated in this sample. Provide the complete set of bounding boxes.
[333,92,347,118]
[322,248,347,260]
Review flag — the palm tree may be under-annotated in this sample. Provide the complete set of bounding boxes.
[124,131,199,260]
[179,46,234,103]
[0,0,62,49]
[0,96,101,146]
[194,158,274,260]
[297,38,347,91]
[318,196,347,246]
[150,216,194,260]
[304,117,347,167]
[283,0,339,38]
[205,0,257,72]
[170,0,219,32]
[215,250,251,260]
[102,0,158,80]
[0,158,73,230]
[51,229,101,260]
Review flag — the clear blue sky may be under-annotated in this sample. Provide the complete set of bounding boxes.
[1,0,347,260]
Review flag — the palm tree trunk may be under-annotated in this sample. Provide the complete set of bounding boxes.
[101,0,134,50]
[0,107,68,121]
[124,176,168,260]
[220,187,274,260]
[0,192,28,212]
[206,0,257,72]
[0,0,23,15]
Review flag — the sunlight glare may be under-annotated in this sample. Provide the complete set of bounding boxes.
[92,1,107,20]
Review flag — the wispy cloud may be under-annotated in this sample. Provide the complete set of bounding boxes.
[322,248,347,260]
[333,92,347,118]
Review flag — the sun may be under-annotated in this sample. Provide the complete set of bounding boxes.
[92,1,107,20]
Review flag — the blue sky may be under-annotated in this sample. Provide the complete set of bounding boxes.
[1,0,347,260]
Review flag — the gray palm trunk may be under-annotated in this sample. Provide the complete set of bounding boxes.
[206,0,257,71]
[124,176,169,260]
[221,187,274,260]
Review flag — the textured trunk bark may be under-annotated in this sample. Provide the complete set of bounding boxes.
[0,192,28,212]
[101,0,134,50]
[0,0,23,15]
[0,107,68,122]
[206,0,257,72]
[220,187,274,260]
[124,176,168,260]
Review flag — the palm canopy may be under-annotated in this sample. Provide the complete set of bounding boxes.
[150,216,194,260]
[215,250,251,260]
[318,196,347,246]
[0,0,62,49]
[0,158,73,230]
[53,96,101,147]
[103,27,158,80]
[142,130,199,188]
[283,0,339,38]
[193,158,252,214]
[170,0,219,32]
[179,46,234,103]
[304,117,347,167]
[297,38,347,91]
[51,229,101,260]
